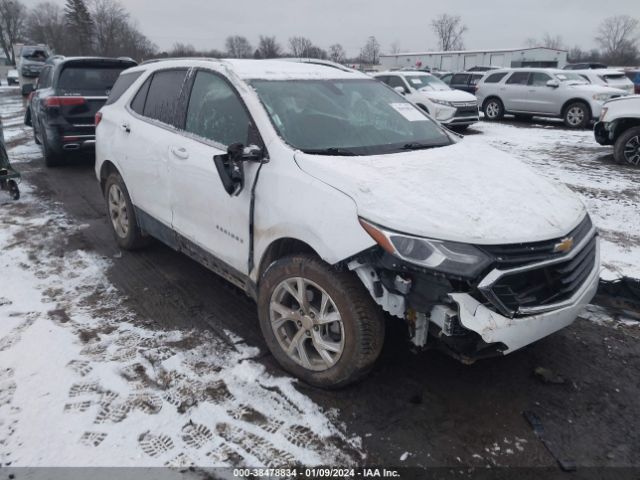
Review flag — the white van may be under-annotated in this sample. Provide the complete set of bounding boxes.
[95,59,600,388]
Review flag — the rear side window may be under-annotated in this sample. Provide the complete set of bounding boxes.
[484,72,507,83]
[106,71,143,106]
[506,72,530,85]
[451,73,470,85]
[131,77,151,115]
[142,69,189,126]
[58,65,133,96]
[38,66,53,89]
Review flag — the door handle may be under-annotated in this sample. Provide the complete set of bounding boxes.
[121,123,131,133]
[171,146,189,160]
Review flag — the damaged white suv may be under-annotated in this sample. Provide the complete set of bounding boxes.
[96,59,600,388]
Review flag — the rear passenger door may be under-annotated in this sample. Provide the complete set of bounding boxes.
[121,68,189,227]
[502,71,531,111]
[169,68,259,274]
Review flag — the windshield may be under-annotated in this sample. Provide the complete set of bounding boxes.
[250,78,451,155]
[404,74,450,91]
[22,48,49,62]
[554,72,588,84]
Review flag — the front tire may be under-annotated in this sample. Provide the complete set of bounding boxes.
[258,255,385,388]
[614,126,640,166]
[483,98,504,121]
[563,102,590,129]
[104,172,149,250]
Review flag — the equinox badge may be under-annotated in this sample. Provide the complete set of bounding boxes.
[554,237,575,254]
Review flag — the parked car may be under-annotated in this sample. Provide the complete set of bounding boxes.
[95,58,599,388]
[477,68,630,128]
[564,63,608,70]
[373,71,479,130]
[445,71,486,93]
[14,44,51,95]
[572,69,635,95]
[25,56,137,166]
[7,69,19,86]
[594,95,640,166]
[432,71,452,80]
[624,70,640,94]
[467,66,500,72]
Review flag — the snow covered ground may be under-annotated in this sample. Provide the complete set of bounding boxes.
[466,120,640,280]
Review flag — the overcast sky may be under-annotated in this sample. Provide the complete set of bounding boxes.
[19,0,639,56]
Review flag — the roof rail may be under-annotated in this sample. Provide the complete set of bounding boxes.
[140,56,221,66]
[279,57,356,72]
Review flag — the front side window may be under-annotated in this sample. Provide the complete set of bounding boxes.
[385,76,408,91]
[185,70,251,146]
[529,72,552,86]
[250,78,451,155]
[506,72,530,85]
[142,69,189,126]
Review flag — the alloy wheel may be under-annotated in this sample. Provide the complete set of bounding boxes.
[485,101,499,119]
[624,135,640,166]
[269,277,345,372]
[566,106,585,126]
[108,184,130,238]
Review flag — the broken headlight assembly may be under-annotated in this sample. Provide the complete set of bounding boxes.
[359,218,492,278]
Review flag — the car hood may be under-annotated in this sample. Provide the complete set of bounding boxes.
[294,141,586,245]
[418,89,477,102]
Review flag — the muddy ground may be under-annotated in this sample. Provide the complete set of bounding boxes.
[2,89,639,476]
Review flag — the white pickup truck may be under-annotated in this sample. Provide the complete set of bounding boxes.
[594,95,640,166]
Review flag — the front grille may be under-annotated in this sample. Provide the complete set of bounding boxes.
[480,216,593,268]
[478,216,597,317]
[455,106,479,116]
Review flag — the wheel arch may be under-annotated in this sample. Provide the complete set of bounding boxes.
[612,118,640,142]
[561,98,592,118]
[257,237,320,283]
[482,95,503,110]
[99,160,121,194]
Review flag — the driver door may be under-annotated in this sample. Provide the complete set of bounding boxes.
[169,68,260,275]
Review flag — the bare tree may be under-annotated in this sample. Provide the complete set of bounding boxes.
[257,35,281,58]
[90,0,129,56]
[431,14,466,51]
[0,0,27,64]
[328,43,346,63]
[524,33,564,50]
[596,15,639,65]
[306,45,326,59]
[169,42,196,57]
[225,35,252,58]
[289,36,313,57]
[25,2,67,54]
[359,36,380,65]
[64,0,94,55]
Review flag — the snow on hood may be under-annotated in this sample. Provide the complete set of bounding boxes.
[294,141,586,245]
[417,89,477,102]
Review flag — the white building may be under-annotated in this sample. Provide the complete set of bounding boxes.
[380,47,568,71]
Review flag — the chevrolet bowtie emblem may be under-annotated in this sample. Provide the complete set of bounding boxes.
[554,237,574,254]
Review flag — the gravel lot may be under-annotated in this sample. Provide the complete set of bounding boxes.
[1,88,639,475]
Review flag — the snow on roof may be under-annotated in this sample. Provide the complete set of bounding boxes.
[381,47,567,57]
[224,59,368,80]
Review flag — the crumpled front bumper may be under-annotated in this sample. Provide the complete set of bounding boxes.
[444,243,600,354]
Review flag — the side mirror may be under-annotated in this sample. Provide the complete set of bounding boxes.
[546,79,560,88]
[213,143,264,196]
[394,86,407,95]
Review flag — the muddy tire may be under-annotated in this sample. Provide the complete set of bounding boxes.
[104,172,149,250]
[42,131,63,167]
[258,255,385,389]
[483,98,504,121]
[614,126,640,166]
[563,101,590,129]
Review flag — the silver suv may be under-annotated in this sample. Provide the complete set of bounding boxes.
[476,68,629,128]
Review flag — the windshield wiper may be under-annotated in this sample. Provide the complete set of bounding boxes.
[302,147,357,156]
[401,142,441,151]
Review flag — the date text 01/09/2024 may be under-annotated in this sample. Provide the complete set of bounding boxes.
[232,468,402,478]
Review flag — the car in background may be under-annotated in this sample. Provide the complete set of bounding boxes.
[477,68,630,128]
[25,56,137,166]
[432,71,452,80]
[7,70,19,86]
[14,44,51,95]
[573,69,635,95]
[445,71,486,93]
[624,70,640,94]
[564,63,608,70]
[467,66,500,72]
[594,96,640,166]
[374,70,479,130]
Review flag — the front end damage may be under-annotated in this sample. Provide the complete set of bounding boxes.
[350,216,600,363]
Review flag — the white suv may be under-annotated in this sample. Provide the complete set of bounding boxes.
[373,71,479,130]
[95,59,600,388]
[477,68,629,128]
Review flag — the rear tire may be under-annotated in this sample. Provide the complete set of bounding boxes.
[258,255,385,389]
[104,172,149,250]
[563,102,590,129]
[613,126,640,166]
[483,98,504,121]
[42,131,63,167]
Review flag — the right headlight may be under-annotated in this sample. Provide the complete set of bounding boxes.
[359,219,492,278]
[593,93,613,102]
